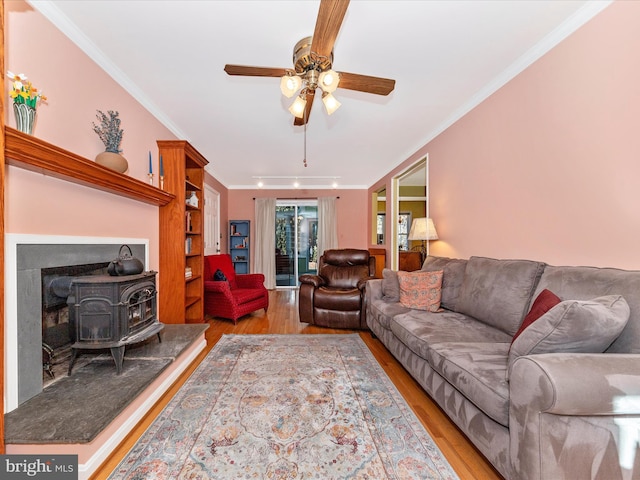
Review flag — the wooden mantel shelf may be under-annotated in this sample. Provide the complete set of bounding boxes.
[4,127,175,206]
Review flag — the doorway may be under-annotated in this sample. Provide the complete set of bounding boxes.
[390,157,428,269]
[204,185,220,256]
[275,200,318,287]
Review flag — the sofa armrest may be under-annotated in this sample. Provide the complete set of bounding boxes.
[299,274,325,288]
[509,353,640,479]
[204,280,232,295]
[357,277,373,291]
[515,354,640,415]
[365,279,383,301]
[236,273,265,289]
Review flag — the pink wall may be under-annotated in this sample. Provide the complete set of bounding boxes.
[4,1,178,270]
[369,1,640,270]
[228,188,368,270]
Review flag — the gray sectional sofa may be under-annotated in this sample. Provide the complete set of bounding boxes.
[366,255,640,480]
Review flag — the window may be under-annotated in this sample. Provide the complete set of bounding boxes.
[376,213,385,245]
[398,212,412,251]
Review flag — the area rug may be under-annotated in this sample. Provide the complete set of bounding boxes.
[110,334,459,479]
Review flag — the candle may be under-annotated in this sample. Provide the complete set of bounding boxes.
[160,155,164,177]
[148,151,153,174]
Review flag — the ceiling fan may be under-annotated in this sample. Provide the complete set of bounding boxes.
[224,0,396,126]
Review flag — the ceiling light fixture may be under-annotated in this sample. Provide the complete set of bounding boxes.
[322,92,341,115]
[281,36,341,120]
[251,175,341,189]
[288,94,307,118]
[280,73,302,98]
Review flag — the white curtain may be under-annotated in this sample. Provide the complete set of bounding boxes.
[254,197,276,289]
[317,196,338,258]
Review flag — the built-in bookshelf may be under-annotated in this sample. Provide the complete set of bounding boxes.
[158,140,208,324]
[229,220,250,274]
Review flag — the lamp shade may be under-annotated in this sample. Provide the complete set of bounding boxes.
[280,74,302,98]
[322,92,341,115]
[288,94,307,118]
[408,217,438,241]
[318,69,340,93]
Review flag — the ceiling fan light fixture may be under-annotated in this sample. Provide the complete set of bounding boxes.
[322,92,341,115]
[289,94,307,118]
[319,69,340,93]
[280,73,302,98]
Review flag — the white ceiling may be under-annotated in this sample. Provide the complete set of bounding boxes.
[31,0,610,190]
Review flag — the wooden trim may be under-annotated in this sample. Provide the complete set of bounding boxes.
[0,0,5,455]
[5,127,175,206]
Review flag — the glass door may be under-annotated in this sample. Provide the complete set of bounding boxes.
[275,200,318,287]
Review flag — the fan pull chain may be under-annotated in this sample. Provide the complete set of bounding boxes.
[303,104,308,167]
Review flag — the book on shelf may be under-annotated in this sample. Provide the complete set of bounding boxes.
[185,237,192,254]
[185,211,192,232]
[185,266,193,278]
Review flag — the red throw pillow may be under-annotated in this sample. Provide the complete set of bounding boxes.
[512,289,561,343]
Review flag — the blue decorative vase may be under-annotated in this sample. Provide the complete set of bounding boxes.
[13,103,36,135]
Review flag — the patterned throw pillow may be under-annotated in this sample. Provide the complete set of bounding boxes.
[397,270,444,312]
[213,269,228,281]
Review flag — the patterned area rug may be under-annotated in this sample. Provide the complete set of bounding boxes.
[110,334,459,479]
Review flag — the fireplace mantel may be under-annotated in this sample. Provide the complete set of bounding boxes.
[4,127,175,206]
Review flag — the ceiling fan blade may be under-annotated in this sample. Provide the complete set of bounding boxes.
[337,71,396,95]
[224,64,289,78]
[311,0,350,59]
[294,89,316,126]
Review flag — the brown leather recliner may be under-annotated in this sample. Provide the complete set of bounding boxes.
[298,249,376,329]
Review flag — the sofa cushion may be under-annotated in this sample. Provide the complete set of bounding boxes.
[512,289,561,343]
[535,265,640,353]
[231,287,268,304]
[422,256,468,311]
[455,256,545,336]
[381,268,400,302]
[205,254,238,289]
[367,298,413,331]
[390,310,513,361]
[428,342,511,427]
[508,295,630,369]
[397,270,443,311]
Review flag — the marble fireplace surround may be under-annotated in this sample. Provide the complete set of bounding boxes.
[5,233,149,412]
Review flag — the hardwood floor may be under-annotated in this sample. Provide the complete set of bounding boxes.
[93,289,503,479]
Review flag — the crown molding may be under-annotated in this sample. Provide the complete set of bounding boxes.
[27,0,188,141]
[394,0,614,184]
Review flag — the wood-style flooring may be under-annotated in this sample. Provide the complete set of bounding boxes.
[93,289,503,479]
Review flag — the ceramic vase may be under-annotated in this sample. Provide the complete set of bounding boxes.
[95,151,129,173]
[13,103,36,135]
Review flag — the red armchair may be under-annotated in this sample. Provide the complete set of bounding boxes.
[203,254,268,324]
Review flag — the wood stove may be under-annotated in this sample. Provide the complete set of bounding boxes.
[67,271,163,374]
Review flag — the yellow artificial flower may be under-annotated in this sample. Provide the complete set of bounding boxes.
[7,71,46,108]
